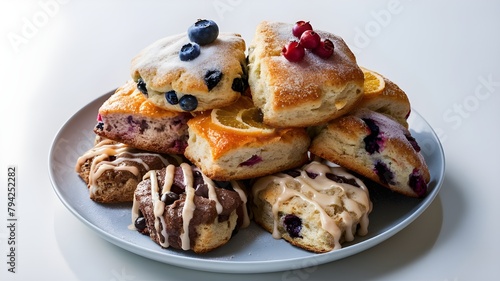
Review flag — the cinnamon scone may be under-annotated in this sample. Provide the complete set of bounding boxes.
[132,163,250,253]
[130,20,248,112]
[184,96,310,181]
[75,138,181,203]
[94,80,191,154]
[247,21,364,127]
[251,161,372,253]
[310,108,430,197]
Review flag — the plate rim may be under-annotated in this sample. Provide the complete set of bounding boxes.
[48,90,445,274]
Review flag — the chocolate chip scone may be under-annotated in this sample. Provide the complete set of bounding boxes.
[132,163,250,253]
[251,161,372,253]
[130,19,248,112]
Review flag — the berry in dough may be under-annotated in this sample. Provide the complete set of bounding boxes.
[251,161,372,253]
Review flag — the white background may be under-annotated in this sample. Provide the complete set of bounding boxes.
[1,0,499,280]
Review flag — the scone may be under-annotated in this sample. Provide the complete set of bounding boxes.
[75,138,180,203]
[130,20,248,112]
[184,96,311,181]
[94,80,191,154]
[132,163,250,253]
[247,21,364,127]
[251,161,372,253]
[357,67,411,128]
[309,108,430,197]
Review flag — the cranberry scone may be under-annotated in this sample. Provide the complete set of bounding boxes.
[130,19,248,112]
[310,108,430,197]
[251,161,372,253]
[75,138,181,203]
[94,80,191,154]
[132,163,250,253]
[247,21,364,127]
[184,96,311,181]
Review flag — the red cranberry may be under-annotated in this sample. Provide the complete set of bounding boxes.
[282,41,305,62]
[312,39,334,59]
[292,21,313,37]
[299,30,321,49]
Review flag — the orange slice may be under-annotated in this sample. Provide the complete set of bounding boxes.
[361,67,385,95]
[211,106,275,134]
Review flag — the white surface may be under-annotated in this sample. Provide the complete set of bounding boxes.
[0,0,499,280]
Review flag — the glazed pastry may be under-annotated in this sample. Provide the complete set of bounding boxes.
[247,21,364,127]
[132,163,250,253]
[184,96,311,181]
[309,108,430,197]
[130,20,248,112]
[357,67,411,128]
[75,138,180,203]
[251,161,372,253]
[94,80,191,154]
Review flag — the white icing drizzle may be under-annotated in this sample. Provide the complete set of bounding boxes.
[252,161,372,250]
[75,139,172,197]
[196,167,223,214]
[130,163,249,251]
[231,181,250,228]
[179,163,195,250]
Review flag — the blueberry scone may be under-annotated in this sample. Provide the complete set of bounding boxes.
[94,80,191,154]
[251,161,372,253]
[130,19,248,112]
[310,108,430,197]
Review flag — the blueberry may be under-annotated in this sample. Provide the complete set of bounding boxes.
[306,171,318,179]
[179,95,198,111]
[204,70,223,91]
[165,90,179,105]
[326,173,360,187]
[409,169,427,197]
[188,19,219,46]
[95,122,104,131]
[374,161,395,185]
[362,118,383,154]
[405,133,421,152]
[179,43,201,61]
[231,77,246,93]
[161,192,179,206]
[283,214,302,238]
[284,169,301,178]
[134,216,147,231]
[137,78,148,95]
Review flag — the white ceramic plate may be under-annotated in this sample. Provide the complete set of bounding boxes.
[48,90,445,274]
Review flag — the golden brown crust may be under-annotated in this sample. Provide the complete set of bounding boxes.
[184,96,311,180]
[310,109,430,197]
[99,81,181,118]
[130,33,247,112]
[357,67,411,128]
[248,21,364,127]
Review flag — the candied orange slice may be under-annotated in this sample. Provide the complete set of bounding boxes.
[211,101,275,134]
[361,67,385,95]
